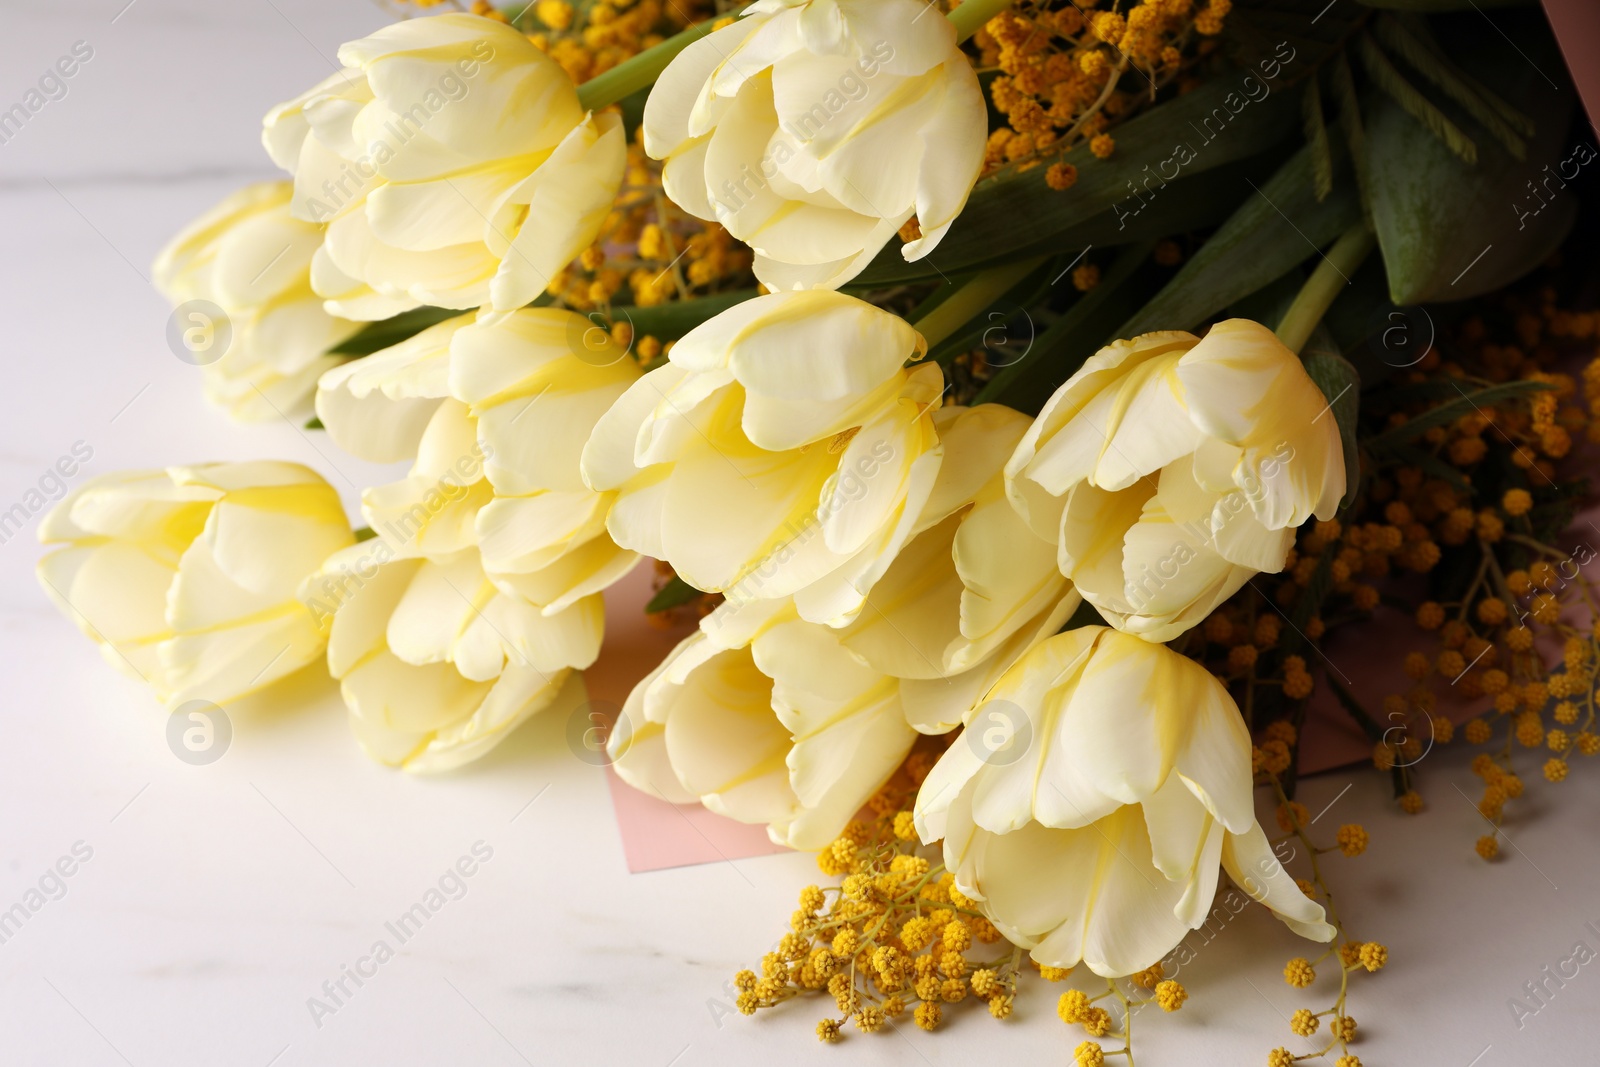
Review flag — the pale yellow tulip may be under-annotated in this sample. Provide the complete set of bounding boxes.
[915,626,1335,977]
[1007,319,1345,642]
[39,463,354,706]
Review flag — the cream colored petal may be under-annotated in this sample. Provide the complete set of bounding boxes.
[349,647,485,734]
[1058,479,1150,599]
[405,664,573,772]
[1221,822,1336,942]
[195,480,353,601]
[840,512,963,679]
[599,463,666,559]
[1025,808,1193,976]
[660,137,715,221]
[486,531,638,614]
[305,546,421,677]
[610,716,701,805]
[314,316,463,464]
[902,62,987,259]
[490,111,626,311]
[731,292,926,450]
[452,309,636,496]
[791,432,942,628]
[750,228,902,291]
[1118,497,1236,617]
[919,403,1031,526]
[953,480,1068,662]
[658,428,844,596]
[642,19,761,158]
[37,544,175,670]
[580,364,690,492]
[1005,332,1196,534]
[1177,318,1345,527]
[661,644,796,824]
[161,606,326,706]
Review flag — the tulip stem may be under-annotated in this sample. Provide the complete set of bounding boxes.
[911,256,1044,353]
[576,13,731,112]
[948,0,1018,42]
[1274,225,1376,355]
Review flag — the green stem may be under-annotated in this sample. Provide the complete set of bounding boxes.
[576,14,730,111]
[948,0,1017,42]
[912,257,1043,350]
[1274,225,1375,354]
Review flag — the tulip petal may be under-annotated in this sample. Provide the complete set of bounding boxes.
[1222,822,1337,942]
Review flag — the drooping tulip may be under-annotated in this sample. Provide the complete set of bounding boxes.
[915,625,1335,977]
[1006,320,1345,643]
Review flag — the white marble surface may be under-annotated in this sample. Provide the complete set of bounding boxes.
[1,2,1598,1065]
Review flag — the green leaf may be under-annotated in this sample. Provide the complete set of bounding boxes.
[1225,0,1370,83]
[612,288,759,340]
[1322,670,1412,798]
[900,153,1283,285]
[1288,542,1337,644]
[924,259,1059,367]
[1330,53,1374,225]
[1302,75,1334,201]
[1383,442,1471,491]
[1363,379,1556,453]
[974,242,1156,413]
[1114,140,1361,337]
[852,69,1301,285]
[1364,11,1577,304]
[327,305,463,357]
[1301,334,1362,509]
[645,576,704,614]
[1375,14,1531,158]
[1358,32,1478,164]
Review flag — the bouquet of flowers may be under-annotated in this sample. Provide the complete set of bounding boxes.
[40,0,1600,1061]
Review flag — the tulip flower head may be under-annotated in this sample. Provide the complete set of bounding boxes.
[38,463,355,707]
[837,403,1080,732]
[153,181,360,421]
[915,625,1335,977]
[608,619,917,849]
[264,14,625,317]
[582,289,943,629]
[1007,319,1346,643]
[642,0,987,290]
[302,543,601,772]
